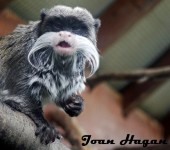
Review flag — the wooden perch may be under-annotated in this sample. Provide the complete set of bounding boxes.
[0,102,70,150]
[87,66,170,89]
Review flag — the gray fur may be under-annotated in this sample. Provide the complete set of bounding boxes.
[0,5,100,144]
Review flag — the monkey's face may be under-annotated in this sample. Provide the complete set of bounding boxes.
[28,5,100,77]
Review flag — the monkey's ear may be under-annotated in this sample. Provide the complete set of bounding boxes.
[94,19,101,32]
[40,8,47,21]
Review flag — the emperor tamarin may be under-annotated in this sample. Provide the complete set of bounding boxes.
[0,5,100,144]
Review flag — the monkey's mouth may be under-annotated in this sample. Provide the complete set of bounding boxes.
[55,41,75,55]
[57,41,71,48]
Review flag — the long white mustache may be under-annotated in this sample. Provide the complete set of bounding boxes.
[28,32,99,77]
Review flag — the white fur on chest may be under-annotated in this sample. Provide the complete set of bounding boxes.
[29,72,86,104]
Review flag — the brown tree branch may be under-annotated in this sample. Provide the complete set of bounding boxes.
[44,104,93,150]
[86,66,170,89]
[0,102,70,150]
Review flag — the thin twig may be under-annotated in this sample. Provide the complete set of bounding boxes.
[86,66,170,89]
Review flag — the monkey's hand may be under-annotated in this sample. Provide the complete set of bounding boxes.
[60,94,84,117]
[35,123,61,145]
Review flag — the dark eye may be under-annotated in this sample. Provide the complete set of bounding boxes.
[72,24,89,37]
[53,24,62,31]
[51,22,62,31]
[54,18,63,28]
[42,17,63,32]
[73,27,81,33]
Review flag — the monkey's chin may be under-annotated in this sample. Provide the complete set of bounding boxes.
[55,46,75,56]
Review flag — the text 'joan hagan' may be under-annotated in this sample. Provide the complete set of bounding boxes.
[81,134,168,147]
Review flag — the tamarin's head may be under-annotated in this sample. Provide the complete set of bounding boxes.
[28,5,100,77]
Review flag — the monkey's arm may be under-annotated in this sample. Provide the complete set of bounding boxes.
[1,87,84,145]
[1,92,61,145]
[0,102,69,150]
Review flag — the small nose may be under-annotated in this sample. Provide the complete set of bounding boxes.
[59,31,71,38]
